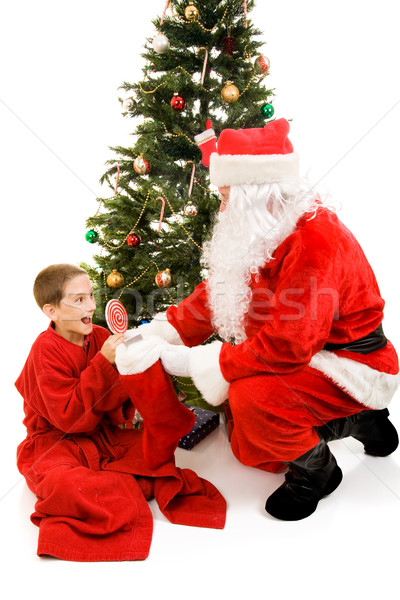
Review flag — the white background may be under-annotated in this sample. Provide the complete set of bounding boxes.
[1,1,400,598]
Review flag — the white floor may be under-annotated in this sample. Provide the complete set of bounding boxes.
[2,361,400,599]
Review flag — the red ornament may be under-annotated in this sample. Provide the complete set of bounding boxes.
[126,233,141,247]
[171,93,185,112]
[221,36,237,55]
[133,154,151,175]
[155,268,172,288]
[254,54,270,75]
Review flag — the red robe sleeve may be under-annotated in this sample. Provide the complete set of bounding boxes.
[166,281,215,347]
[32,343,129,434]
[219,227,340,382]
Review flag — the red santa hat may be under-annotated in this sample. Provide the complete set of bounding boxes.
[209,118,299,187]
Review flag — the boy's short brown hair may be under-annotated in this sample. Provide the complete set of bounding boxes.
[33,264,88,309]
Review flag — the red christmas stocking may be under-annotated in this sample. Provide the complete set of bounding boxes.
[119,361,196,470]
[194,120,217,167]
[154,467,227,530]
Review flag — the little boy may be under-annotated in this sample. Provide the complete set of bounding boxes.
[15,264,225,562]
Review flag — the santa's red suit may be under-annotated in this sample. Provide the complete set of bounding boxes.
[136,118,400,478]
[161,205,399,471]
[120,118,399,520]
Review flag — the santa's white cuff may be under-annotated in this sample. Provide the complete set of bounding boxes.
[188,340,230,406]
[126,312,184,345]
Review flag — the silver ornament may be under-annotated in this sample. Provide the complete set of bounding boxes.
[123,97,134,111]
[184,201,198,216]
[152,33,170,54]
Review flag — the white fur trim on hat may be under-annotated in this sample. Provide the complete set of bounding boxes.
[309,350,400,410]
[188,340,230,406]
[209,152,300,187]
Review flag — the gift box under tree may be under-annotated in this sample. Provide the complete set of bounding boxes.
[178,404,220,450]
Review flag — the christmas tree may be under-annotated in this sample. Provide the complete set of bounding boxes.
[84,0,274,328]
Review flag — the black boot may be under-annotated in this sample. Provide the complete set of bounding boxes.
[316,408,399,457]
[265,439,342,521]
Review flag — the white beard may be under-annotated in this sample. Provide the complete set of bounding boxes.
[202,182,319,344]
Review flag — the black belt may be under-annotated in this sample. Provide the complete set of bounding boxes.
[323,324,387,355]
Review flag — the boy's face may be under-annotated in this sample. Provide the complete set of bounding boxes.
[44,274,96,345]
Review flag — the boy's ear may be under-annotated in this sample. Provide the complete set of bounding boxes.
[42,303,58,321]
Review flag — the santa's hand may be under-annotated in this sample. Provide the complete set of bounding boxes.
[116,335,167,375]
[160,345,191,377]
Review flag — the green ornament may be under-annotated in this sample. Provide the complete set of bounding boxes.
[260,103,275,119]
[85,229,99,243]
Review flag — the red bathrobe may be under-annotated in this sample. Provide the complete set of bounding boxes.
[166,207,399,471]
[15,324,226,562]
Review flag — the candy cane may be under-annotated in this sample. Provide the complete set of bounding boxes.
[160,0,170,25]
[156,196,165,232]
[196,47,209,85]
[110,163,120,196]
[243,0,248,28]
[185,161,196,197]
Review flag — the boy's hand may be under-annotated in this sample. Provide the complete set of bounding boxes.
[101,334,125,364]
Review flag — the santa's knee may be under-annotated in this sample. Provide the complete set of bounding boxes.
[229,373,292,413]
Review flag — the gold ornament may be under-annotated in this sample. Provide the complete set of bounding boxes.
[184,3,199,21]
[221,81,240,103]
[155,268,172,289]
[107,269,125,289]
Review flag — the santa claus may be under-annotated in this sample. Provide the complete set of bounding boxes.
[116,118,399,521]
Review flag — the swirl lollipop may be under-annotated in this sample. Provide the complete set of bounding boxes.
[105,299,128,334]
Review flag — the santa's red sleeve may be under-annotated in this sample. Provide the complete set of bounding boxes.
[32,345,129,434]
[166,281,215,346]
